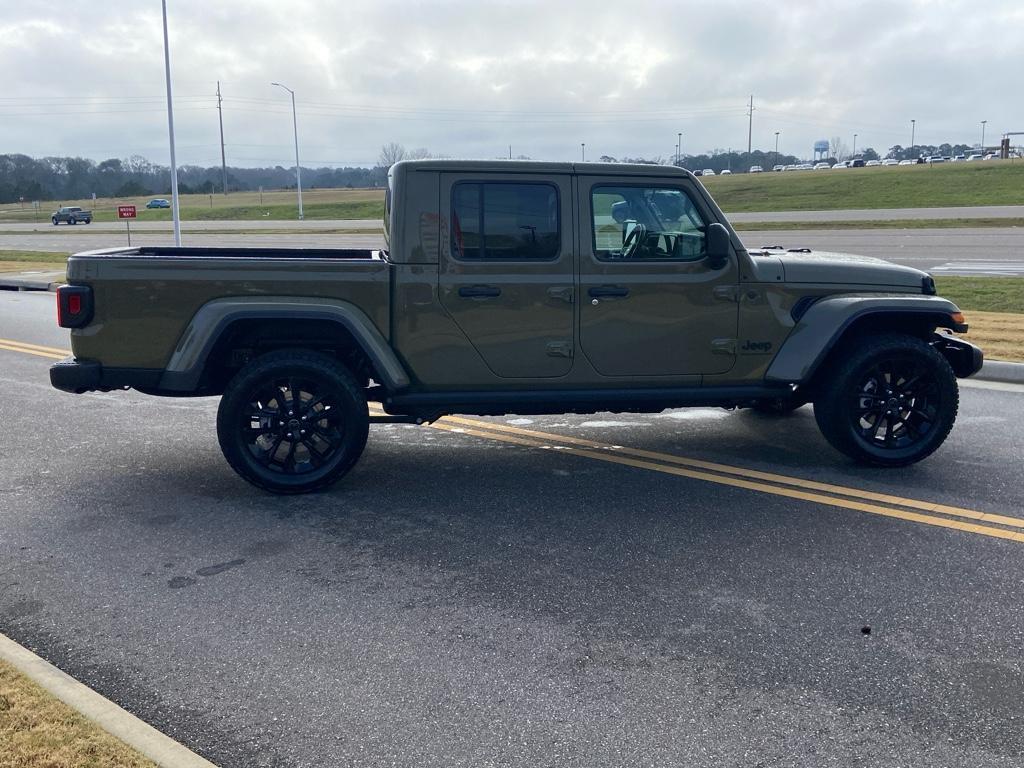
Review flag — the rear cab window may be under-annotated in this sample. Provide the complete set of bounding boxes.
[451,182,559,261]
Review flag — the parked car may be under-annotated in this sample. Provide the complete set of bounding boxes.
[951,155,966,162]
[898,159,916,166]
[813,162,831,170]
[848,158,866,168]
[983,153,999,161]
[146,199,171,209]
[50,158,983,492]
[865,160,881,167]
[772,164,785,172]
[720,169,732,175]
[926,156,945,164]
[51,206,92,225]
[702,169,716,176]
[831,162,848,170]
[749,165,762,173]
[966,154,983,161]
[881,158,899,166]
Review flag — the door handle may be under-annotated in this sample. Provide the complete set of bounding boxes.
[588,285,629,298]
[458,285,501,298]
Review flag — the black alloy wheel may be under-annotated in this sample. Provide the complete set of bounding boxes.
[217,350,369,493]
[814,333,958,466]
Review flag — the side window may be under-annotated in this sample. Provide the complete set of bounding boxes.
[591,186,706,261]
[452,182,559,260]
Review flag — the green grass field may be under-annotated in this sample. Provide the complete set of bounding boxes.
[2,160,1023,224]
[0,187,385,223]
[701,160,1024,212]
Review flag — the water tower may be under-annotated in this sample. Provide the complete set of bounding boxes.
[813,140,829,161]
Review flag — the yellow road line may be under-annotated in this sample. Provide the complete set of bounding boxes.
[0,338,70,356]
[423,421,1023,544]
[0,342,65,360]
[437,415,1024,531]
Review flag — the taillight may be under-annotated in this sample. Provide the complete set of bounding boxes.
[57,285,93,328]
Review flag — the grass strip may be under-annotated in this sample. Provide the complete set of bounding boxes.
[0,659,157,768]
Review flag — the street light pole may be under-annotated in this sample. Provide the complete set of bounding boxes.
[677,132,682,165]
[160,0,181,246]
[981,120,987,150]
[853,133,858,156]
[774,131,779,168]
[910,119,916,158]
[581,143,586,162]
[271,82,303,220]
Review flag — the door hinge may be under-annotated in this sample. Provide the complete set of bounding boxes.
[547,286,574,303]
[711,338,737,355]
[713,285,741,303]
[546,341,573,358]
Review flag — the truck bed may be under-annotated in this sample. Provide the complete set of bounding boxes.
[95,245,383,260]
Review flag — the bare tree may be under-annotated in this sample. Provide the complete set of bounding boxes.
[407,147,432,160]
[829,136,849,162]
[378,142,407,168]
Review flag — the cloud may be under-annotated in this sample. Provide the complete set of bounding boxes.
[0,0,1019,166]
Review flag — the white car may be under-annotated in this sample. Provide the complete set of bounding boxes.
[966,154,983,161]
[831,161,848,170]
[772,164,784,172]
[983,153,999,161]
[749,165,763,173]
[702,168,715,176]
[813,162,831,170]
[865,160,881,167]
[898,159,916,166]
[881,158,899,166]
[926,156,945,163]
[720,169,732,175]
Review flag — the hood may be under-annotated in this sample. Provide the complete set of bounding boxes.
[751,248,928,289]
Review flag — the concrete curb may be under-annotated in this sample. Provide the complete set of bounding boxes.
[0,273,63,292]
[0,631,217,768]
[977,360,1024,384]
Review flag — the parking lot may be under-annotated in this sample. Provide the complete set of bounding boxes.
[2,289,1023,766]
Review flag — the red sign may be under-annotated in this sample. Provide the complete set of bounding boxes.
[117,205,137,219]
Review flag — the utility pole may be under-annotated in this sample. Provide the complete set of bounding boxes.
[581,143,586,162]
[774,131,780,168]
[677,131,682,165]
[160,0,181,246]
[910,119,916,157]
[508,145,512,159]
[747,95,754,154]
[216,81,228,195]
[981,120,987,149]
[853,133,858,156]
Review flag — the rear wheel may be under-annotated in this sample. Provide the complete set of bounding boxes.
[216,350,369,494]
[813,333,958,466]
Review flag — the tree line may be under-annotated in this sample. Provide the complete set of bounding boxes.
[0,153,389,205]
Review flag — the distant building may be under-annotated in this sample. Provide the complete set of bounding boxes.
[813,140,830,161]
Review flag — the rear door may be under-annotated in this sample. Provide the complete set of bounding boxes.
[439,173,574,378]
[576,176,739,377]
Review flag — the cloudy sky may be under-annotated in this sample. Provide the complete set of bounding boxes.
[1,0,1021,167]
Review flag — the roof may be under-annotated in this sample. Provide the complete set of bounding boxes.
[394,159,692,178]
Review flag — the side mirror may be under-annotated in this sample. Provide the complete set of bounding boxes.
[705,222,731,269]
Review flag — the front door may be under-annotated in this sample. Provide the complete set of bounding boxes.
[439,173,574,378]
[577,177,739,377]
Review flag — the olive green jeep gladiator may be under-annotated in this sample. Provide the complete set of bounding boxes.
[50,160,982,493]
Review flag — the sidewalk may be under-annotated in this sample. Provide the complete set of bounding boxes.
[0,267,64,291]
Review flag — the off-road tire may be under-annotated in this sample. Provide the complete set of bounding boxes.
[813,333,958,467]
[217,349,369,494]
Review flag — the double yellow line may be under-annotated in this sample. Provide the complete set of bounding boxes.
[370,407,1024,544]
[3,336,1018,544]
[0,338,67,360]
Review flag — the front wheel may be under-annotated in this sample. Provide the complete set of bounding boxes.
[216,350,370,494]
[51,217,58,225]
[813,333,958,466]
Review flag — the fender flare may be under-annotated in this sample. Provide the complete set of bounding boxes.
[765,294,963,383]
[158,296,410,392]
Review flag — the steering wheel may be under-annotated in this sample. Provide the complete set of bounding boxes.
[621,223,648,259]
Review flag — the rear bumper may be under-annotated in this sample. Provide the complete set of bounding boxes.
[50,356,162,394]
[932,333,984,378]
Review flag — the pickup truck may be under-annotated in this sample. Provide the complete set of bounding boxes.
[50,160,982,493]
[52,206,92,225]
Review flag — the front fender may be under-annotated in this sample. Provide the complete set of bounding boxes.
[765,294,964,383]
[159,296,411,392]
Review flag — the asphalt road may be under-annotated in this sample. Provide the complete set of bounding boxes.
[1,290,1023,767]
[728,204,1024,223]
[3,222,1023,276]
